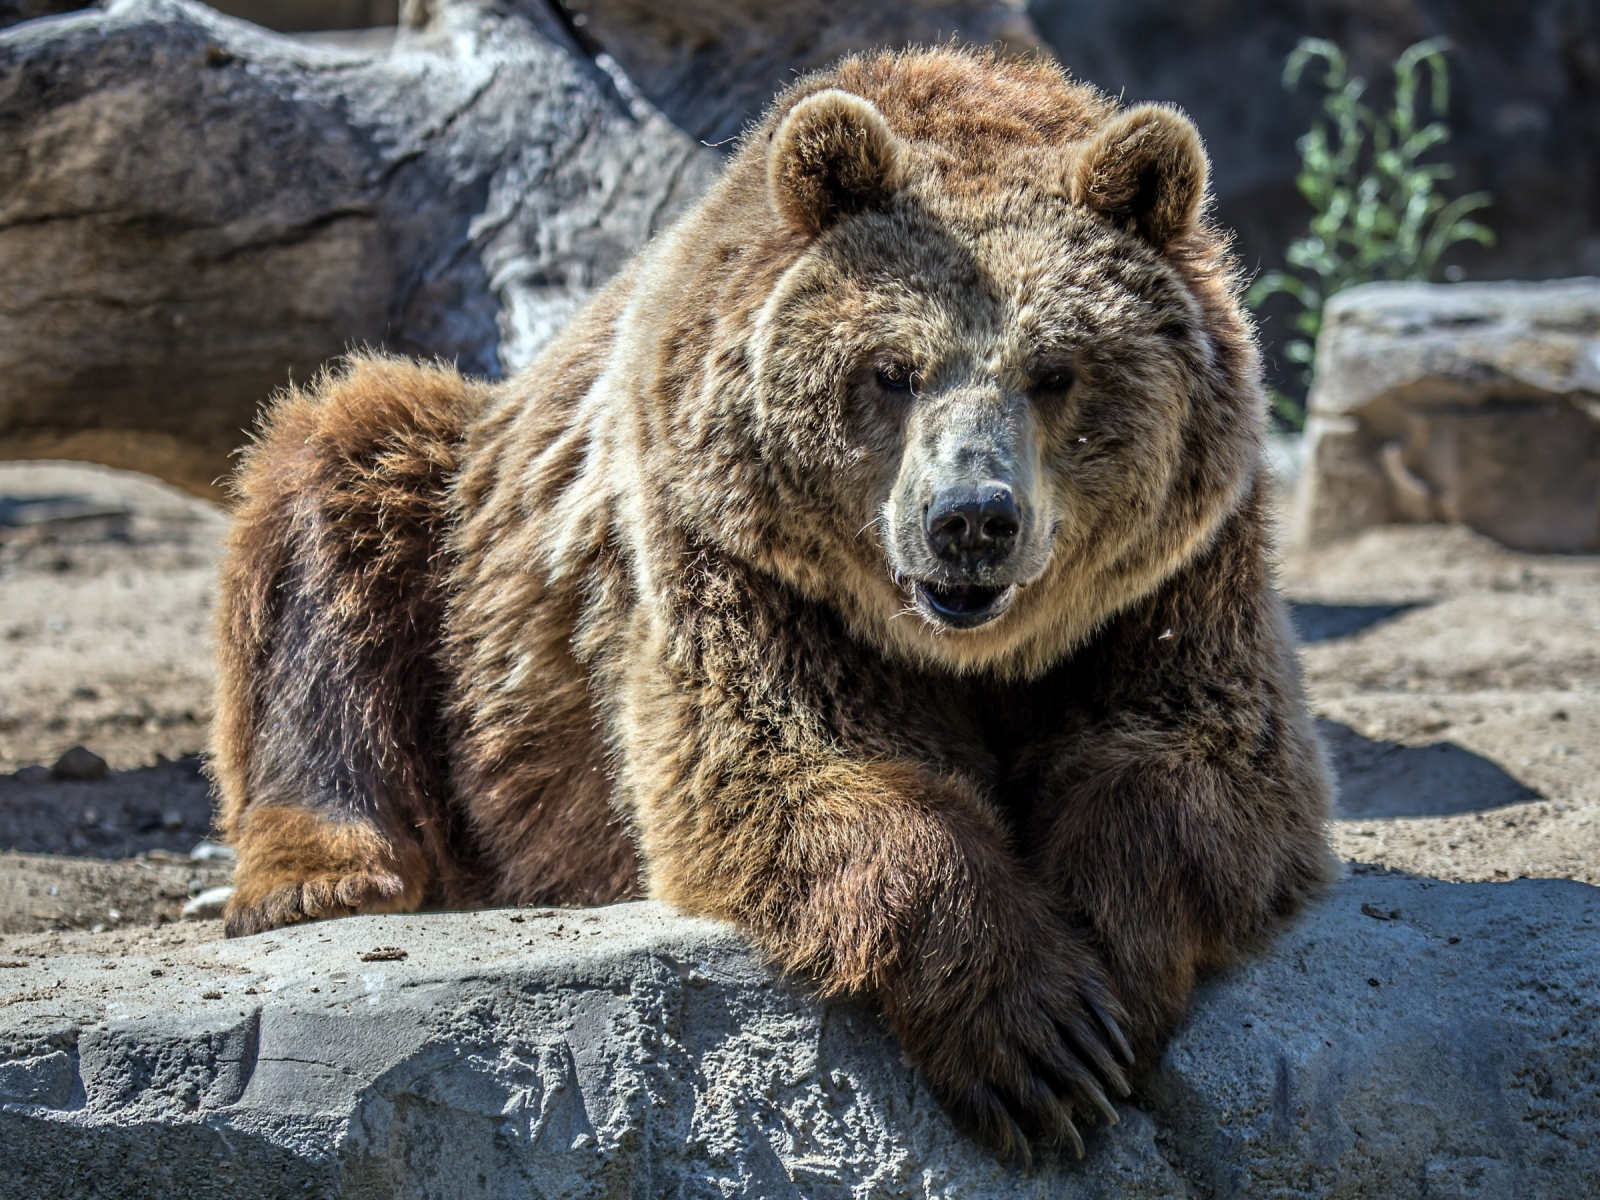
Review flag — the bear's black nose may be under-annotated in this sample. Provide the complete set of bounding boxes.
[925,485,1019,563]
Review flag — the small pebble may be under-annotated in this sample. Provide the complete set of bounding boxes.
[13,765,51,785]
[189,840,236,861]
[51,745,108,781]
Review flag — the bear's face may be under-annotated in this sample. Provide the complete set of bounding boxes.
[757,194,1207,633]
[742,87,1257,678]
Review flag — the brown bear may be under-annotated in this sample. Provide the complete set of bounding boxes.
[213,47,1334,1158]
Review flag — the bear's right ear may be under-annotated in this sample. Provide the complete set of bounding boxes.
[769,89,905,237]
[1069,103,1208,247]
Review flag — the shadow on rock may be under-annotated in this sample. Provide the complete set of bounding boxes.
[1319,719,1539,819]
[0,1108,331,1199]
[1290,601,1424,644]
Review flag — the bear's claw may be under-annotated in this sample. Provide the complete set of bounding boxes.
[1091,997,1136,1067]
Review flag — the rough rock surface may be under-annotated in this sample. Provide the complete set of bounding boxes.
[1296,279,1600,550]
[1,878,1596,1197]
[0,0,715,498]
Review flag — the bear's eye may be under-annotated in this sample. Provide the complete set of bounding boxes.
[1031,366,1076,396]
[875,362,916,393]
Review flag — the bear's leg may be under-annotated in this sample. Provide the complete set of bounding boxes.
[226,807,431,936]
[1024,511,1336,1065]
[445,581,643,907]
[1028,736,1332,1065]
[213,356,488,936]
[612,561,1133,1159]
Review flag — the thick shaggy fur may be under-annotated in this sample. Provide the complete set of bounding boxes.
[215,49,1334,1157]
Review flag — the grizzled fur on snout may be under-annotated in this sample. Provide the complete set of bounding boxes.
[887,378,1053,625]
[215,49,1335,1163]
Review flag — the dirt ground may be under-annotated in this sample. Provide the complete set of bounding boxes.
[1283,523,1600,885]
[0,459,1595,952]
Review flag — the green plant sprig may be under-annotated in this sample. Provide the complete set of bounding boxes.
[1247,37,1495,427]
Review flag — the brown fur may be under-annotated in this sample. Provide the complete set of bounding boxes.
[214,48,1334,1157]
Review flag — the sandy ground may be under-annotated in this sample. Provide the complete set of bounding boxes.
[0,461,223,772]
[1283,524,1600,884]
[0,459,1595,952]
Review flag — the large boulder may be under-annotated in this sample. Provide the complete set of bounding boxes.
[0,0,715,499]
[1297,279,1600,551]
[1,876,1597,1196]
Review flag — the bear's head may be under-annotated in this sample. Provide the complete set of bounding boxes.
[636,50,1262,679]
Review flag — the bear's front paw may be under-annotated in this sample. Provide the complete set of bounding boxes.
[224,869,412,937]
[894,945,1135,1161]
[222,806,427,937]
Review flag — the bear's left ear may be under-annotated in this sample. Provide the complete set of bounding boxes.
[769,89,906,237]
[1069,103,1208,247]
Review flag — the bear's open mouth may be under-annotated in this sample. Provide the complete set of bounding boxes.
[913,580,1017,629]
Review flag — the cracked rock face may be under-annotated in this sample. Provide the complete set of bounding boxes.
[1,877,1597,1197]
[1298,279,1600,552]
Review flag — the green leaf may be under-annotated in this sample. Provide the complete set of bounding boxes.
[1257,36,1493,398]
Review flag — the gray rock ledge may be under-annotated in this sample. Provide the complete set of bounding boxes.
[1,876,1597,1197]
